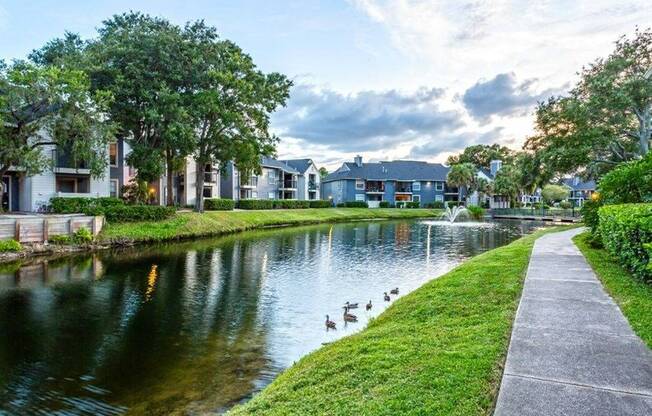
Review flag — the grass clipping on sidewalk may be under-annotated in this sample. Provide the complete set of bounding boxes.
[229,227,567,416]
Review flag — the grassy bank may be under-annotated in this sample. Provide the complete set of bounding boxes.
[574,232,652,348]
[229,226,568,416]
[99,208,443,244]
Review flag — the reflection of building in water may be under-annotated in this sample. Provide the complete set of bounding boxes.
[395,222,410,247]
[0,255,105,290]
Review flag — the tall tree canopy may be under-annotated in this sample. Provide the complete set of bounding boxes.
[446,144,515,169]
[184,22,291,212]
[525,28,652,177]
[0,61,114,209]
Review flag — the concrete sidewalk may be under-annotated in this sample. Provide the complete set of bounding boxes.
[494,228,652,415]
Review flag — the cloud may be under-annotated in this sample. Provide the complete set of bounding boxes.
[461,72,558,122]
[408,127,504,159]
[272,84,465,153]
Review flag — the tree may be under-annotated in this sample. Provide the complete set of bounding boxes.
[469,176,490,205]
[0,61,114,210]
[183,23,291,212]
[319,167,328,179]
[541,184,570,204]
[597,152,652,203]
[492,164,521,206]
[446,144,515,169]
[525,28,652,177]
[89,13,196,205]
[513,152,553,205]
[446,163,476,201]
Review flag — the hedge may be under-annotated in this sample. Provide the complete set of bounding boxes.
[379,201,391,208]
[343,201,369,208]
[50,197,124,214]
[309,200,332,208]
[85,205,176,223]
[204,198,235,211]
[273,200,310,209]
[598,203,652,282]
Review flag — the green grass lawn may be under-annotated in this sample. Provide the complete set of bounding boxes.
[99,208,443,244]
[574,232,652,348]
[228,226,569,416]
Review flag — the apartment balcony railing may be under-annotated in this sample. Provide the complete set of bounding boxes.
[395,186,412,193]
[365,186,385,193]
[204,172,217,183]
[52,149,89,171]
[308,181,318,191]
[280,180,297,189]
[240,176,258,188]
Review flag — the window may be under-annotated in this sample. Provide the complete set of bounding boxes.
[412,195,421,203]
[268,192,275,199]
[355,194,365,201]
[252,191,258,199]
[412,181,421,191]
[56,176,90,194]
[435,195,444,202]
[268,170,277,184]
[203,186,212,198]
[355,180,365,190]
[110,179,118,198]
[109,143,118,167]
[435,182,444,191]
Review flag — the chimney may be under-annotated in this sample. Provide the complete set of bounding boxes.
[354,155,363,167]
[490,160,502,176]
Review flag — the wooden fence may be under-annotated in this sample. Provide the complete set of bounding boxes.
[0,215,104,243]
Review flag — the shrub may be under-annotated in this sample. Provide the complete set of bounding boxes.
[559,201,572,209]
[429,201,445,209]
[406,201,420,208]
[273,200,310,209]
[51,197,124,214]
[446,201,462,208]
[204,198,235,211]
[466,205,485,220]
[121,180,149,205]
[379,201,391,208]
[336,202,345,208]
[542,184,570,204]
[343,201,368,208]
[309,200,332,208]
[49,235,71,245]
[598,203,652,282]
[237,199,274,210]
[0,239,22,252]
[72,227,93,244]
[598,153,652,204]
[85,205,175,223]
[581,199,603,234]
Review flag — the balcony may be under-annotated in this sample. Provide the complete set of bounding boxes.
[395,186,412,193]
[280,180,297,190]
[365,186,385,194]
[204,171,217,183]
[52,149,90,174]
[308,181,318,191]
[240,176,258,188]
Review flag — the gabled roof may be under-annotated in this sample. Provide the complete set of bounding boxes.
[280,159,315,174]
[562,177,596,191]
[477,167,494,180]
[324,160,449,182]
[261,157,299,174]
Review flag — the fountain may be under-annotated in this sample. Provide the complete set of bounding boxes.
[441,205,468,223]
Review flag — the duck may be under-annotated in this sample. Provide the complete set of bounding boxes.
[384,292,391,302]
[344,301,359,309]
[325,315,336,329]
[343,307,358,322]
[366,300,372,311]
[390,287,399,295]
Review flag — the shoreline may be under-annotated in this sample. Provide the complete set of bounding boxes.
[1,208,444,265]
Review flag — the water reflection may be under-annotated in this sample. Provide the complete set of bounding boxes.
[0,219,543,414]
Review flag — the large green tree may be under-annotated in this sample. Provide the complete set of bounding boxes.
[446,163,476,202]
[89,12,196,206]
[525,28,651,177]
[0,61,114,210]
[491,164,521,206]
[183,22,291,212]
[446,144,515,169]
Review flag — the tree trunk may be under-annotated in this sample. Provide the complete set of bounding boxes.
[195,164,205,213]
[0,166,8,213]
[636,105,651,155]
[166,151,175,207]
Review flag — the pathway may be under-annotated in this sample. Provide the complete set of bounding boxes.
[494,228,652,415]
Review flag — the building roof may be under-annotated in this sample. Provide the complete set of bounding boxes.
[477,167,494,180]
[280,159,315,174]
[323,160,449,182]
[562,177,596,191]
[261,157,299,174]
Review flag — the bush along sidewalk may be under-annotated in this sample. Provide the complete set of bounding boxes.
[50,196,175,223]
[598,203,652,282]
[204,198,236,211]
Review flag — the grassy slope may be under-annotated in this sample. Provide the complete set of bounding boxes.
[99,208,443,243]
[229,226,569,416]
[574,232,652,348]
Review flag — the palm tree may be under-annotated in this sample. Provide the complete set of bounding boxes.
[446,163,476,203]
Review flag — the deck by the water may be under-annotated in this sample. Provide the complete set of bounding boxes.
[491,208,582,223]
[0,214,103,243]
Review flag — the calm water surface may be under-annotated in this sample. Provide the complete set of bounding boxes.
[0,219,544,415]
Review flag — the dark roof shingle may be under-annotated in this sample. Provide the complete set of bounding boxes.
[324,160,449,182]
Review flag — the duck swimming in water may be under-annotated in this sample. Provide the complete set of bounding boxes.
[325,315,336,329]
[390,287,399,295]
[366,300,372,311]
[384,292,391,302]
[343,307,358,322]
[344,301,359,309]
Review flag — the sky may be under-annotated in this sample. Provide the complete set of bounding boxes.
[1,0,650,169]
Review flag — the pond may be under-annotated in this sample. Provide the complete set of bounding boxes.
[0,219,544,415]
